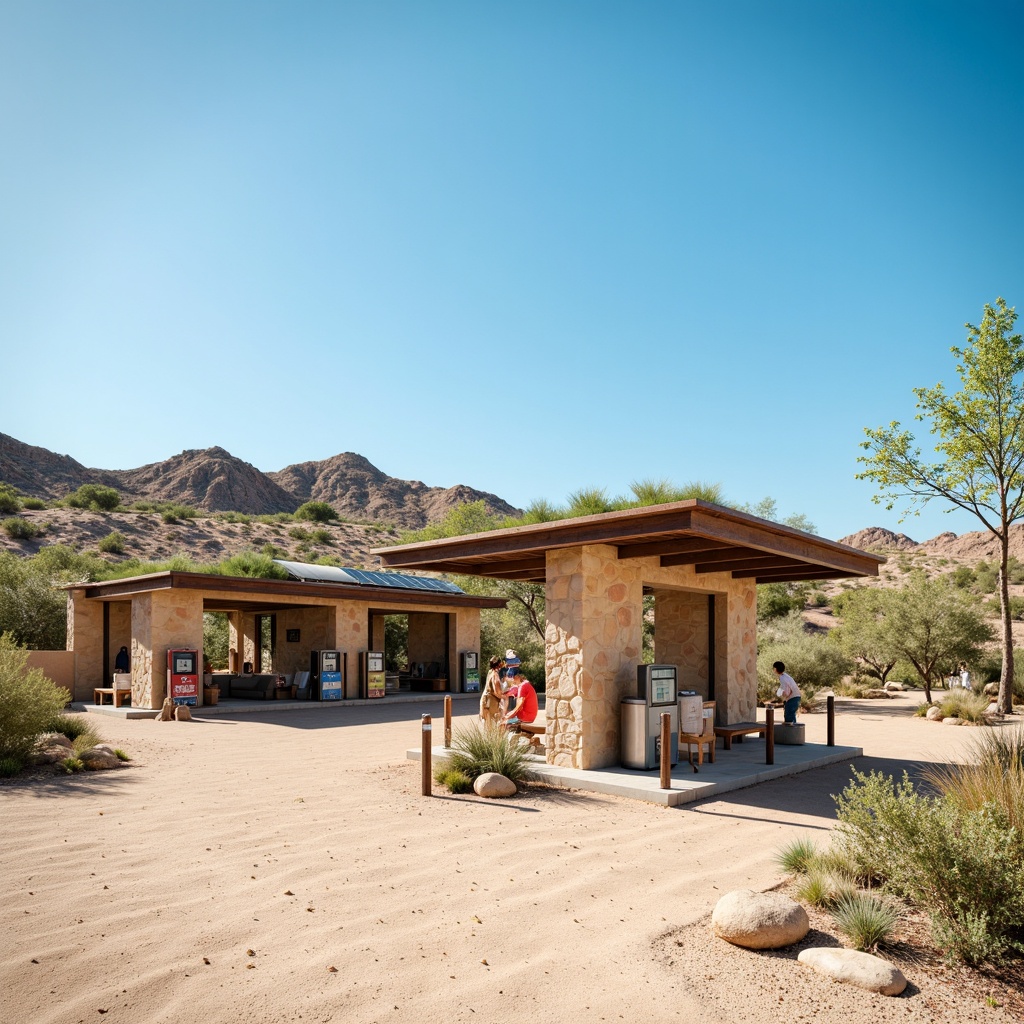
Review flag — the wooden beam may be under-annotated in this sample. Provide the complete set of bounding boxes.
[661,545,763,568]
[618,537,731,560]
[695,556,805,574]
[738,567,849,582]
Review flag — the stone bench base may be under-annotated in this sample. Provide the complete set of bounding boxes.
[774,722,806,745]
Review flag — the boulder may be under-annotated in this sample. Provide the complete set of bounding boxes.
[863,689,891,699]
[473,772,517,798]
[712,890,809,949]
[174,705,193,721]
[942,716,963,726]
[156,697,174,722]
[28,733,75,764]
[79,747,121,771]
[883,681,905,692]
[983,682,1000,697]
[798,947,907,996]
[925,706,943,721]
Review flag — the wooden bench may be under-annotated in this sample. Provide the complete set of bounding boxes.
[94,687,131,708]
[517,721,545,747]
[714,722,765,750]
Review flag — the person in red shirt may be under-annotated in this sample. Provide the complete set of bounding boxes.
[502,666,538,729]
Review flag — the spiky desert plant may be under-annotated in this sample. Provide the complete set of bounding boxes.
[776,837,818,874]
[831,892,899,951]
[442,725,538,786]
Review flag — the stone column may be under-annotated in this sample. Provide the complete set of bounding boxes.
[131,590,204,709]
[545,545,643,769]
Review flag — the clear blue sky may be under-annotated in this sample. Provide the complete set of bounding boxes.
[2,1,1022,543]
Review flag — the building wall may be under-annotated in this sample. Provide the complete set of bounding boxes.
[545,544,757,770]
[407,612,448,672]
[25,651,76,695]
[68,587,104,702]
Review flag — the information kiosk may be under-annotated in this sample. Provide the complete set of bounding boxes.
[621,664,679,769]
[359,651,386,699]
[167,649,199,707]
[310,650,343,701]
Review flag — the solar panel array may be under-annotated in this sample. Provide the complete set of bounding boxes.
[273,560,465,595]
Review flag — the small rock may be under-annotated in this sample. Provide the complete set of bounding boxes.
[798,947,907,995]
[942,716,963,726]
[712,890,809,949]
[863,689,891,699]
[78,747,121,771]
[983,682,1000,697]
[174,705,192,722]
[473,773,517,798]
[156,697,174,722]
[925,706,943,721]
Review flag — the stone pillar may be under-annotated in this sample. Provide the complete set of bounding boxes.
[67,589,104,702]
[131,590,204,709]
[545,545,643,769]
[227,612,243,672]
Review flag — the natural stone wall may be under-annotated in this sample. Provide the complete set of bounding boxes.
[131,589,204,708]
[544,544,758,770]
[68,589,104,701]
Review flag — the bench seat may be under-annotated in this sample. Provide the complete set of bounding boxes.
[94,687,131,708]
[713,722,765,750]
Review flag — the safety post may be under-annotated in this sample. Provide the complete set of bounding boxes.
[443,695,452,748]
[421,714,432,796]
[765,705,775,765]
[660,712,672,789]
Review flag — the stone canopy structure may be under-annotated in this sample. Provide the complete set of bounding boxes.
[65,570,505,708]
[374,499,884,770]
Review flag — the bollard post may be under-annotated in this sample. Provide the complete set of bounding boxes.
[765,705,775,765]
[827,694,835,747]
[443,695,452,749]
[421,714,432,796]
[660,712,672,789]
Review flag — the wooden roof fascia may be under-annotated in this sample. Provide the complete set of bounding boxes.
[688,508,880,576]
[695,556,806,574]
[617,538,732,560]
[740,567,847,582]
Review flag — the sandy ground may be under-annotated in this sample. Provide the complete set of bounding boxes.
[1,694,1019,1024]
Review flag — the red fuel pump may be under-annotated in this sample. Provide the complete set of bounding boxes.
[167,649,199,706]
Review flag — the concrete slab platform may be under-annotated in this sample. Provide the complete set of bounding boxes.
[73,691,480,721]
[407,737,862,806]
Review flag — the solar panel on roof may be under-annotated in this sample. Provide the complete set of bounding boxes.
[272,560,464,595]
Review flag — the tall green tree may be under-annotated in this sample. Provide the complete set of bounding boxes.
[830,588,900,684]
[883,574,993,704]
[858,298,1023,714]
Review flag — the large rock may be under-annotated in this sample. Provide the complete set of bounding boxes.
[473,773,517,798]
[174,705,193,721]
[79,747,121,771]
[712,890,809,949]
[798,947,907,996]
[28,733,75,764]
[883,681,905,692]
[925,706,943,721]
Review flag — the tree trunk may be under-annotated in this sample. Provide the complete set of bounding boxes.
[999,536,1015,715]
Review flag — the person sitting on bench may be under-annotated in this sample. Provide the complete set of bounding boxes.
[502,666,538,732]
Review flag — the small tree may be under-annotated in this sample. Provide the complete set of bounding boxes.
[294,501,339,523]
[831,588,901,684]
[858,298,1023,714]
[65,484,121,511]
[884,574,993,704]
[0,633,70,763]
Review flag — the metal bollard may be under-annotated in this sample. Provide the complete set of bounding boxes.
[765,705,775,765]
[443,695,452,748]
[827,694,835,747]
[660,712,672,789]
[421,714,432,796]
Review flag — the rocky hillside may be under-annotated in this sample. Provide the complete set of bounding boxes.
[839,523,1024,563]
[0,433,518,530]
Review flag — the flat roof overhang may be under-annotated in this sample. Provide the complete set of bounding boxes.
[371,499,884,584]
[66,571,508,610]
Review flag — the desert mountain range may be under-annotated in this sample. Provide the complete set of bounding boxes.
[0,432,518,530]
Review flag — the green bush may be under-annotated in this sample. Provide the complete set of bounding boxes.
[0,483,21,514]
[441,726,538,787]
[0,755,23,776]
[98,531,127,555]
[756,613,851,704]
[937,689,991,723]
[294,501,339,523]
[47,713,98,743]
[0,634,71,761]
[434,766,474,793]
[834,768,1024,964]
[757,583,804,621]
[216,551,289,579]
[158,502,199,524]
[288,527,311,541]
[2,517,40,540]
[776,837,818,874]
[949,565,975,589]
[20,497,46,510]
[794,866,856,909]
[831,893,899,952]
[310,528,333,546]
[60,756,84,774]
[65,484,120,511]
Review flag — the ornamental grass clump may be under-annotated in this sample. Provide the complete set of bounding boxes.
[775,836,818,874]
[794,867,858,910]
[937,688,992,723]
[442,726,538,787]
[434,766,473,794]
[831,892,899,952]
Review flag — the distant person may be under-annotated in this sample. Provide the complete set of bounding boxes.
[772,661,801,725]
[503,665,538,731]
[479,655,505,726]
[114,646,130,673]
[959,663,971,691]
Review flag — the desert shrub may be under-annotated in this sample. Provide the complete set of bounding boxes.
[259,543,287,559]
[434,766,474,793]
[833,768,1024,964]
[0,755,22,776]
[113,748,130,761]
[831,893,899,951]
[794,867,857,909]
[60,756,84,773]
[757,583,804,621]
[983,595,1024,619]
[2,517,40,540]
[808,590,829,607]
[949,565,975,589]
[756,613,851,704]
[216,551,289,579]
[1008,556,1024,585]
[47,713,97,743]
[974,563,999,594]
[0,483,21,514]
[937,689,991,723]
[441,726,538,786]
[913,702,934,717]
[833,678,872,698]
[288,527,311,541]
[294,501,339,523]
[216,511,251,524]
[97,531,126,555]
[72,730,103,755]
[65,484,120,511]
[255,512,294,525]
[309,528,333,546]
[158,502,199,523]
[776,837,818,874]
[0,634,71,761]
[20,497,46,510]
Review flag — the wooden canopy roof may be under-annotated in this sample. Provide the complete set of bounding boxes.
[372,500,884,584]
